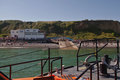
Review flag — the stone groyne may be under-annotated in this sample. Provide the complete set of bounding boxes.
[59,41,78,49]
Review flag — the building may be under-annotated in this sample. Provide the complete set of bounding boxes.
[10,29,45,40]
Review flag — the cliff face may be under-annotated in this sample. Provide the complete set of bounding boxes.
[73,20,120,34]
[0,20,120,34]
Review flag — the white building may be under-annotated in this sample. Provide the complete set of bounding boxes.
[10,29,45,40]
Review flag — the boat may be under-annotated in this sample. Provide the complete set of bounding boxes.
[0,38,120,80]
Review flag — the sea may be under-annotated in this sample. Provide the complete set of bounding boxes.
[0,47,118,78]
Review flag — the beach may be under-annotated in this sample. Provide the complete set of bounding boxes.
[0,41,119,49]
[0,42,59,48]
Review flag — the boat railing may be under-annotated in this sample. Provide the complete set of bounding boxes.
[0,56,63,80]
[76,38,119,80]
[51,57,63,76]
[75,62,97,80]
[77,38,110,71]
[75,61,118,80]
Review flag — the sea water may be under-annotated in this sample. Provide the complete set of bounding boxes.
[0,48,117,78]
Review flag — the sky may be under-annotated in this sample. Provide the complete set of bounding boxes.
[0,0,120,21]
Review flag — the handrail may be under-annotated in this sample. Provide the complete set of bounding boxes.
[76,61,118,80]
[0,57,60,68]
[75,62,97,80]
[77,38,109,71]
[76,38,119,80]
[0,56,62,79]
[78,53,94,57]
[77,43,108,57]
[51,57,63,75]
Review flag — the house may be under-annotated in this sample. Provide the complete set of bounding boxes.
[10,29,45,40]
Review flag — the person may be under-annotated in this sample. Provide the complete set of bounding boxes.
[100,55,111,76]
[101,55,112,69]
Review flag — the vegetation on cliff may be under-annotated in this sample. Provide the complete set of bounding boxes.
[0,20,120,40]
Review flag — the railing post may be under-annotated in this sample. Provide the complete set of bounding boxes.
[9,65,12,79]
[41,60,43,77]
[115,69,117,80]
[50,57,62,76]
[95,39,99,80]
[51,61,53,76]
[90,67,92,80]
[48,48,50,72]
[61,57,63,75]
[117,39,119,69]
[77,42,82,71]
[77,55,79,71]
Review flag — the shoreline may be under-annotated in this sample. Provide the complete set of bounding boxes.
[0,42,119,49]
[0,43,59,49]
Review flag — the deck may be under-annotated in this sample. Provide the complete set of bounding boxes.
[53,62,120,80]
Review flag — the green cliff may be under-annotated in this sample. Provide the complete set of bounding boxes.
[0,20,120,39]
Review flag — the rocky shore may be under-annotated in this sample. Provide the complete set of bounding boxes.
[76,42,119,48]
[0,42,59,49]
[0,41,119,49]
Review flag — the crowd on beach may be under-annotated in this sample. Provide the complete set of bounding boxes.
[0,41,59,48]
[0,37,59,48]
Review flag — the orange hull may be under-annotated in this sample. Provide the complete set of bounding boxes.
[13,75,72,80]
[13,75,89,80]
[13,77,35,80]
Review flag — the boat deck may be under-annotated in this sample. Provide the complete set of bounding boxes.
[13,63,120,80]
[53,62,120,80]
[13,77,34,80]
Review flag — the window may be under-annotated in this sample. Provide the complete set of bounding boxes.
[25,32,31,35]
[33,30,36,32]
[20,31,23,33]
[32,32,37,35]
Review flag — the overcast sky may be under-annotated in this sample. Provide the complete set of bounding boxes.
[0,0,120,21]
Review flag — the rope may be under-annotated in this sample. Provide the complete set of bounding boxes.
[12,63,41,73]
[12,60,48,73]
[0,49,43,60]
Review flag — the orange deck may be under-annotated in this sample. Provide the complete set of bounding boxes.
[12,75,78,80]
[13,76,66,80]
[13,77,35,80]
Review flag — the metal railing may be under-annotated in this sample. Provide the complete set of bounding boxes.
[0,56,63,79]
[75,61,118,80]
[75,62,97,80]
[77,38,110,71]
[76,38,119,80]
[51,57,63,75]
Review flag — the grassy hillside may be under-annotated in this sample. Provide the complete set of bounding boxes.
[0,20,120,39]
